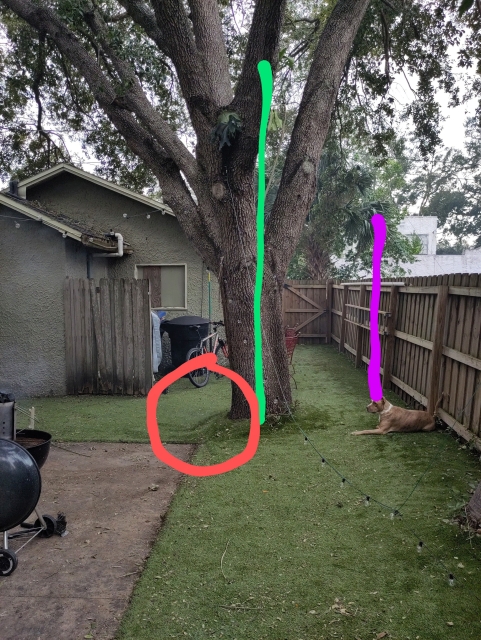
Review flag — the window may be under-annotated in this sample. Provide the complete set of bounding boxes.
[136,264,186,308]
[408,234,429,255]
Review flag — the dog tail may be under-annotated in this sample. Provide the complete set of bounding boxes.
[433,392,445,417]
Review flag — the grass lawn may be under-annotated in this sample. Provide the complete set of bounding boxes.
[21,345,481,639]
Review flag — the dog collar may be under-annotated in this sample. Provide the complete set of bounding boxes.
[380,403,393,415]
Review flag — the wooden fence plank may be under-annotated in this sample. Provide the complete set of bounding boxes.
[100,278,113,393]
[463,273,479,431]
[339,285,349,353]
[326,280,333,344]
[112,280,124,394]
[122,279,134,396]
[468,274,481,435]
[382,285,399,390]
[142,279,152,394]
[428,284,449,415]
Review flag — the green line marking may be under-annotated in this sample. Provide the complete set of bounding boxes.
[255,60,273,425]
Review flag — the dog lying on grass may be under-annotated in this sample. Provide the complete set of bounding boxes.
[351,394,444,435]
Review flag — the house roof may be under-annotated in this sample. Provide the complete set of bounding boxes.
[13,162,174,217]
[0,193,133,253]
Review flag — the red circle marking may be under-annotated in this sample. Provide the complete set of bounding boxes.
[146,353,260,477]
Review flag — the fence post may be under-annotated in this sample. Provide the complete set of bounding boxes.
[355,284,366,367]
[339,285,349,353]
[326,280,333,344]
[428,284,449,415]
[382,285,399,390]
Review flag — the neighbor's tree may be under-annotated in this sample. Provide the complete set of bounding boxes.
[287,131,420,280]
[0,0,465,418]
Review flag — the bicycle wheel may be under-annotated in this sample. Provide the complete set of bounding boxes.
[214,342,229,379]
[186,347,210,388]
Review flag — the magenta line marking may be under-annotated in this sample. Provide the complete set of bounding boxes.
[368,214,387,401]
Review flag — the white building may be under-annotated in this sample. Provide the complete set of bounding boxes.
[398,216,481,276]
[334,215,481,277]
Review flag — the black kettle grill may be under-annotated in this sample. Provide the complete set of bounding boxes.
[0,392,66,576]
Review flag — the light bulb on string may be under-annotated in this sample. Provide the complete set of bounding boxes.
[304,436,308,445]
[321,458,326,468]
[62,232,67,238]
[448,573,455,586]
[15,222,20,229]
[146,214,150,219]
[123,213,128,218]
[340,478,346,489]
[417,541,423,553]
[365,496,370,507]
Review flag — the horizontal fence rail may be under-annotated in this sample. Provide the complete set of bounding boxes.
[283,274,481,450]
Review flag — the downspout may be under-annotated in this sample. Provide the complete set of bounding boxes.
[92,233,124,258]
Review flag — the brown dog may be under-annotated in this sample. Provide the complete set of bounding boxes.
[351,394,444,435]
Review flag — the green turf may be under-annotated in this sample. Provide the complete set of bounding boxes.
[16,375,232,443]
[19,345,481,638]
[114,345,481,640]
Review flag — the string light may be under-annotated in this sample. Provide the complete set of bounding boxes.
[365,496,371,507]
[123,213,128,218]
[304,436,308,445]
[417,541,424,553]
[449,574,455,586]
[321,458,326,467]
[15,222,20,228]
[62,232,67,238]
[340,478,346,489]
[146,214,151,219]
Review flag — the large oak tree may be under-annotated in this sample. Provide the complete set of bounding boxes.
[0,0,464,417]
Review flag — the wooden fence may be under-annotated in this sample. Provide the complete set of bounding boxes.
[283,274,481,450]
[282,280,327,344]
[64,277,152,396]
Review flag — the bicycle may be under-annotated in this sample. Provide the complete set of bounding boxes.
[186,321,229,388]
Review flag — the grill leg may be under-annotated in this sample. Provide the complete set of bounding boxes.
[35,508,47,531]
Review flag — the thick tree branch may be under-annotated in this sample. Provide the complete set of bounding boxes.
[148,0,220,129]
[187,0,232,106]
[229,0,287,175]
[80,2,199,186]
[266,0,371,272]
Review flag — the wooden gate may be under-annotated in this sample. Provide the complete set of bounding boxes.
[282,280,328,344]
[64,277,152,395]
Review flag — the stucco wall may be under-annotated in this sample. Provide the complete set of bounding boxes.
[399,250,481,276]
[0,207,69,397]
[0,203,111,398]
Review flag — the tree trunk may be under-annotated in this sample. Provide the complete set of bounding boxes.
[216,191,292,420]
[466,481,481,530]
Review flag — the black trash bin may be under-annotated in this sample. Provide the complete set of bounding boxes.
[162,315,210,371]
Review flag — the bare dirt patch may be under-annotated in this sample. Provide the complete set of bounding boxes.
[0,442,194,640]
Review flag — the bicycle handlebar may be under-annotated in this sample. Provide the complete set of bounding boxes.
[189,320,224,331]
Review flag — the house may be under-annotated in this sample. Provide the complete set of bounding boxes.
[0,163,219,397]
[334,215,481,277]
[398,216,481,276]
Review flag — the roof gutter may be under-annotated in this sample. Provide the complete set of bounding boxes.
[92,232,124,258]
